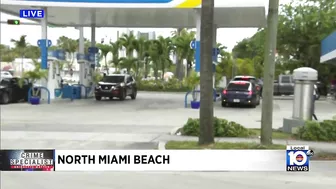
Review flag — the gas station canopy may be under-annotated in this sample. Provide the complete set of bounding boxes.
[320,31,336,64]
[0,0,267,28]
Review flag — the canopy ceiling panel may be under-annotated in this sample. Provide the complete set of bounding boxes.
[0,5,266,28]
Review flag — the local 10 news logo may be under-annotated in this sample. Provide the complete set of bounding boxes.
[286,145,314,172]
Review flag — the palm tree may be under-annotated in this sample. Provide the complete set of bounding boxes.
[11,35,28,74]
[172,29,196,77]
[19,59,48,97]
[57,36,78,70]
[142,40,152,78]
[199,0,215,145]
[171,28,183,80]
[119,57,137,73]
[148,38,168,80]
[156,36,174,79]
[25,45,41,59]
[148,40,161,80]
[134,37,147,77]
[110,41,121,71]
[119,32,137,57]
[96,43,111,74]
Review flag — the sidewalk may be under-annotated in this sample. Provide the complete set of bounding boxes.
[156,134,336,153]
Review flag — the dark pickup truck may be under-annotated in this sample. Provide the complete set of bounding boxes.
[273,75,294,95]
[273,75,320,99]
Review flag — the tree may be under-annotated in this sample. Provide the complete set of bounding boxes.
[110,41,121,71]
[25,45,40,59]
[19,59,48,96]
[119,57,137,73]
[171,28,184,80]
[232,0,336,87]
[148,40,161,80]
[56,36,78,70]
[0,44,16,62]
[11,35,28,74]
[119,32,137,57]
[198,0,215,145]
[277,0,336,84]
[96,43,111,74]
[172,29,196,77]
[134,37,147,76]
[260,0,280,146]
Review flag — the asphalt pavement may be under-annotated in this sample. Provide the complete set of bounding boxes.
[1,92,336,189]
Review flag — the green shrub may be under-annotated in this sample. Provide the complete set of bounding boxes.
[137,78,190,92]
[181,117,253,137]
[296,120,336,141]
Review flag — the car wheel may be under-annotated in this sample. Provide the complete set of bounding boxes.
[109,97,114,100]
[130,89,137,100]
[119,90,126,101]
[1,93,10,104]
[221,101,227,107]
[95,96,102,101]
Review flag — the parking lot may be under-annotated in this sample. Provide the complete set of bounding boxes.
[1,92,336,189]
[1,91,335,150]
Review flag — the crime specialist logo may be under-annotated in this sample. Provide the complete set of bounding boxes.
[286,145,314,172]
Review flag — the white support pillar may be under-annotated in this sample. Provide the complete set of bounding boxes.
[89,25,96,96]
[41,7,52,100]
[91,26,96,47]
[78,27,85,96]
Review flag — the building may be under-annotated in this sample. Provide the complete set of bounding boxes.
[137,31,156,40]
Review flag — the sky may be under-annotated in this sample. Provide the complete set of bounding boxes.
[0,0,290,52]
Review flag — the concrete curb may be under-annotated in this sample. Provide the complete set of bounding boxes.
[158,142,166,150]
[170,127,181,135]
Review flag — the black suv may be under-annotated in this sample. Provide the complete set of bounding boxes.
[0,77,33,104]
[94,74,137,101]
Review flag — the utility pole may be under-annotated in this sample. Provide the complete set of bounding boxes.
[199,0,215,145]
[261,0,280,145]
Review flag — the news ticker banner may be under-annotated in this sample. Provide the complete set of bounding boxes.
[0,146,314,172]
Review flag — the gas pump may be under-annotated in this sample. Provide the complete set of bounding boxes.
[47,50,66,99]
[76,52,96,98]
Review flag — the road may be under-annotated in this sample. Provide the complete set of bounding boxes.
[1,92,336,189]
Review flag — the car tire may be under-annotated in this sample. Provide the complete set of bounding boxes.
[119,90,126,101]
[95,96,102,101]
[221,101,226,107]
[250,102,257,108]
[1,93,10,104]
[130,89,137,100]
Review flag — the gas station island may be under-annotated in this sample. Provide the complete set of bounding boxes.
[0,0,267,101]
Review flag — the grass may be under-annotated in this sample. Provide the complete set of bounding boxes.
[248,128,294,140]
[165,141,336,160]
[165,141,286,150]
[311,152,336,160]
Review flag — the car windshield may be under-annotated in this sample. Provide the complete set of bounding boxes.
[227,83,250,91]
[102,76,125,83]
[233,77,256,83]
[0,79,10,85]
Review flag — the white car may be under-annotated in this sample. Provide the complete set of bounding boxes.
[0,71,13,79]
